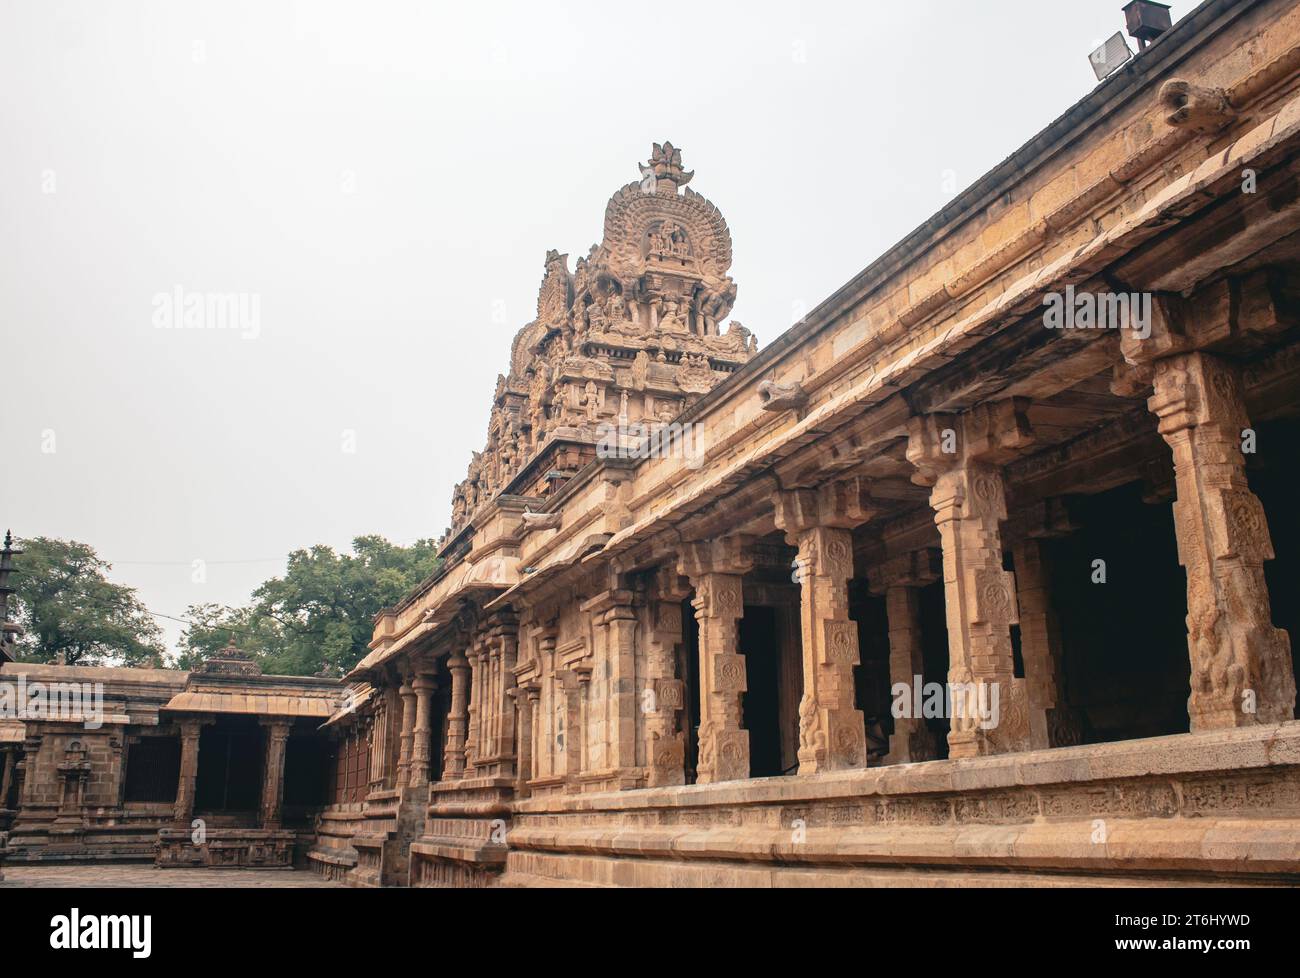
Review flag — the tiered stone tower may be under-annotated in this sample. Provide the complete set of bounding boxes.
[445,142,756,545]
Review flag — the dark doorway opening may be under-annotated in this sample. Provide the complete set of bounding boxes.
[123,735,181,804]
[284,734,331,811]
[850,582,891,760]
[195,720,264,814]
[918,580,952,760]
[1048,481,1190,743]
[740,605,783,778]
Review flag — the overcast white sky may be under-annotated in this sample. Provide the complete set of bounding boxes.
[0,0,1185,654]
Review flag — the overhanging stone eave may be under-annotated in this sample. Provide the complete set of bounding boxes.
[600,96,1300,561]
[676,0,1261,431]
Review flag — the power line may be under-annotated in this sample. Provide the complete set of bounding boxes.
[111,558,287,567]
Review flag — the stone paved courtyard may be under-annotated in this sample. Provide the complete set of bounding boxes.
[0,865,342,888]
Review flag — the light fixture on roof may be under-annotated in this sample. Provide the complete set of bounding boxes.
[1088,31,1134,82]
[1123,1,1174,50]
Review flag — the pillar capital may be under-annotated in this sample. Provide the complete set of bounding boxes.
[774,476,878,538]
[1006,496,1080,544]
[579,588,637,620]
[905,398,1034,487]
[258,716,293,737]
[1120,273,1295,374]
[677,535,756,580]
[412,672,438,694]
[866,548,942,595]
[653,564,692,603]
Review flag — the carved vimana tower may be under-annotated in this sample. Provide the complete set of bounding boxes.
[444,142,757,548]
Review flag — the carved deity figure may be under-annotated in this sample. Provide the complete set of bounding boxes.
[659,298,688,334]
[581,381,600,422]
[586,300,608,333]
[607,291,629,323]
[650,221,687,259]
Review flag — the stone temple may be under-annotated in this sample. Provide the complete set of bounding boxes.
[4,0,1300,887]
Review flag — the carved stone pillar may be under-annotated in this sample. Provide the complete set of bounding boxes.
[868,549,942,765]
[775,478,873,774]
[443,651,470,779]
[907,399,1034,759]
[555,669,584,788]
[512,683,538,796]
[340,731,354,802]
[1150,353,1295,727]
[396,678,417,788]
[1009,499,1083,749]
[484,611,520,778]
[258,718,293,829]
[367,697,388,790]
[172,717,208,827]
[679,537,754,784]
[644,567,689,787]
[1118,282,1297,729]
[409,670,437,787]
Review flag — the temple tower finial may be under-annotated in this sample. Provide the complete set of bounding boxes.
[638,141,693,194]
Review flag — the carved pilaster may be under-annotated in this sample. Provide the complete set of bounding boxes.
[409,670,437,787]
[512,683,539,795]
[368,696,389,790]
[582,589,639,778]
[396,679,417,788]
[906,399,1034,759]
[464,644,484,776]
[485,611,520,778]
[557,668,586,788]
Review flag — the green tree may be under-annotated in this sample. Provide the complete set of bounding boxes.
[172,602,284,671]
[12,537,168,667]
[179,535,439,677]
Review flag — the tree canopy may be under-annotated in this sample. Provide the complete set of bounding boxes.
[11,536,167,667]
[178,535,440,676]
[8,534,439,676]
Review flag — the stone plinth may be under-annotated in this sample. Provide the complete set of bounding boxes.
[501,723,1300,887]
[155,828,296,869]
